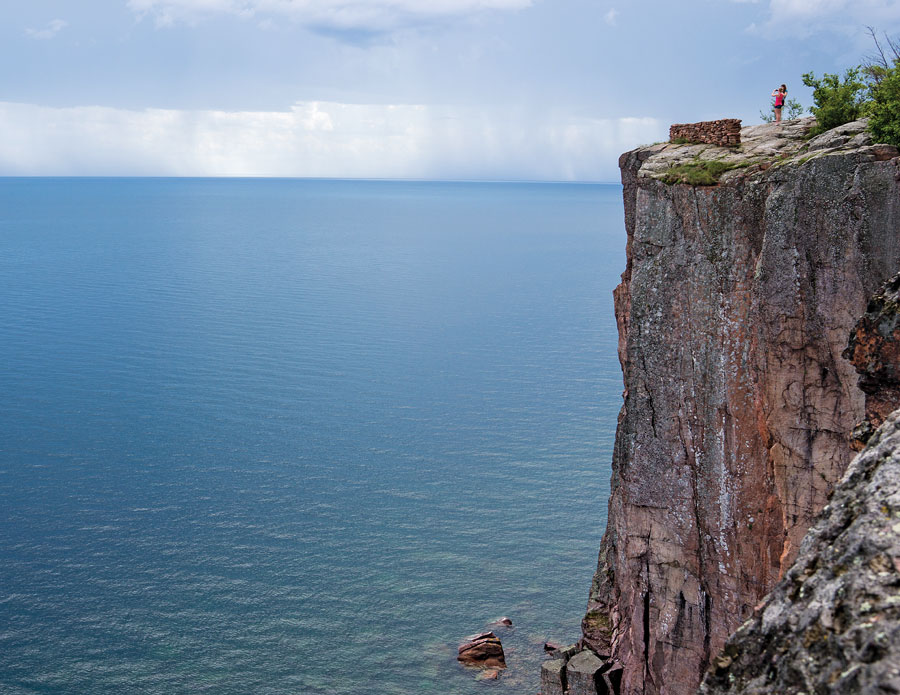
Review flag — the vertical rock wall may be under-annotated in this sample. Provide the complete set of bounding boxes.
[698,408,900,695]
[582,122,900,695]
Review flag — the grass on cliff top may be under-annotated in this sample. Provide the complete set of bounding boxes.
[660,159,743,185]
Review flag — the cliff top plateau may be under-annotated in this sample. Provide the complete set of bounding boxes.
[634,117,898,185]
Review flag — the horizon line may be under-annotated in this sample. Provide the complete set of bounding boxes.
[0,175,623,185]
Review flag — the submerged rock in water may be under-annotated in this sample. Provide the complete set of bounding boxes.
[457,631,506,669]
[476,669,500,681]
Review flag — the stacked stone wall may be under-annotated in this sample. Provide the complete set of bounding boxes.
[669,119,741,146]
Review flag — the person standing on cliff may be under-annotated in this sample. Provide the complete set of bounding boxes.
[772,84,787,122]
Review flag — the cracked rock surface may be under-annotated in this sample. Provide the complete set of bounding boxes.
[699,408,900,694]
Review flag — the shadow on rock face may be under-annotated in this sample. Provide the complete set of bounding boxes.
[845,271,900,450]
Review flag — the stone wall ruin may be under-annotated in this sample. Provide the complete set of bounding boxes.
[669,119,741,146]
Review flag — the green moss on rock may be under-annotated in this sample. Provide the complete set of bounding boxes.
[660,159,741,186]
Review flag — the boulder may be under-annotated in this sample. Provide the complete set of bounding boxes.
[566,650,606,695]
[456,631,506,669]
[547,642,579,662]
[488,616,513,627]
[540,658,567,695]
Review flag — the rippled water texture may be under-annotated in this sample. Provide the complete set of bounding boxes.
[0,178,625,694]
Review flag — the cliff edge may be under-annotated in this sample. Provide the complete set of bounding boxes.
[583,118,900,695]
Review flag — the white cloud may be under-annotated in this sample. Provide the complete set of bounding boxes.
[25,19,68,40]
[757,0,900,36]
[0,100,664,181]
[127,0,532,32]
[604,8,618,26]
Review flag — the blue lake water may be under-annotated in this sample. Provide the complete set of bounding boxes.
[0,178,625,695]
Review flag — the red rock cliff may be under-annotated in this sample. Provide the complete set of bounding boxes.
[582,118,900,695]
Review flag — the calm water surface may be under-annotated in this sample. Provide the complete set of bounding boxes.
[0,178,625,695]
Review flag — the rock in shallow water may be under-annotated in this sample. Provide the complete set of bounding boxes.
[456,631,506,669]
[475,669,500,681]
[551,643,579,661]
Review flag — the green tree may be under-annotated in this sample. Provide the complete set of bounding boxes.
[867,60,900,146]
[802,68,868,136]
[862,28,900,147]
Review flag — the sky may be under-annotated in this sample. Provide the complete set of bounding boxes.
[3,0,900,181]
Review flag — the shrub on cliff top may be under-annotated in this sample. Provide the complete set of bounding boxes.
[867,61,900,147]
[802,68,868,136]
[790,30,900,145]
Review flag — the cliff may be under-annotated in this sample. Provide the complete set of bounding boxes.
[582,118,900,695]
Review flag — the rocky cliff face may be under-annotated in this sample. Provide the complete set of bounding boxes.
[582,118,900,695]
[698,407,900,695]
